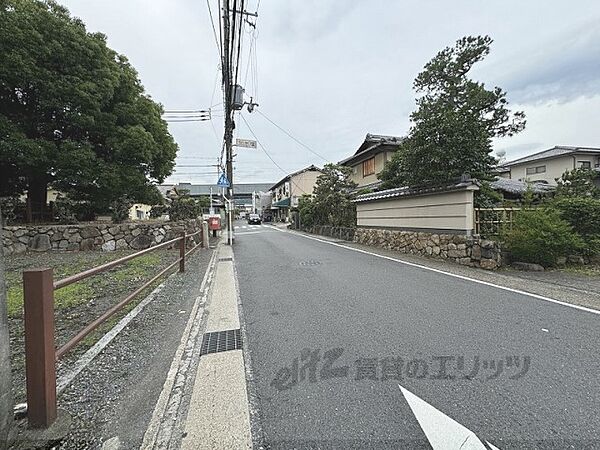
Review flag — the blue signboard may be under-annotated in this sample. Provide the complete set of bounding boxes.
[217,172,230,187]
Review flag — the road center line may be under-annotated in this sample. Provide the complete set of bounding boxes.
[268,226,600,316]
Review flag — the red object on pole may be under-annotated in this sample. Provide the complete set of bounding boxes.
[208,217,221,231]
[23,268,57,428]
[179,231,186,272]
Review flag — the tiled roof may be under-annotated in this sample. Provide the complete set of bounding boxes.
[269,165,321,191]
[338,133,404,166]
[354,178,478,203]
[502,146,600,167]
[490,177,555,195]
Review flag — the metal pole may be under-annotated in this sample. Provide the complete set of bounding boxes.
[23,268,57,428]
[228,200,233,245]
[179,231,186,272]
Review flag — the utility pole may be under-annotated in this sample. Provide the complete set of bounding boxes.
[222,0,234,244]
[220,0,255,243]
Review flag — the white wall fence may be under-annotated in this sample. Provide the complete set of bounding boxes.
[352,180,502,269]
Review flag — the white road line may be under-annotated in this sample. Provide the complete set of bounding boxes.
[140,250,218,449]
[399,384,491,449]
[268,226,600,316]
[236,231,272,235]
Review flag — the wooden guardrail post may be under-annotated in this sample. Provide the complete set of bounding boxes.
[23,268,57,428]
[179,231,186,272]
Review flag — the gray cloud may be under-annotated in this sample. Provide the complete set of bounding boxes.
[484,19,600,104]
[57,0,600,184]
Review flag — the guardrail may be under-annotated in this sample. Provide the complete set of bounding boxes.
[22,226,206,428]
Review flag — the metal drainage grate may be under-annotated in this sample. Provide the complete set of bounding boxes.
[200,329,242,355]
[300,260,322,266]
[218,257,233,262]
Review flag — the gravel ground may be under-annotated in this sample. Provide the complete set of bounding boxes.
[6,239,216,449]
[6,248,182,403]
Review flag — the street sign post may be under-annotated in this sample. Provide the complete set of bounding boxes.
[234,138,257,149]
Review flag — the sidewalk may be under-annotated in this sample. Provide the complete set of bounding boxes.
[179,244,252,449]
[140,243,252,450]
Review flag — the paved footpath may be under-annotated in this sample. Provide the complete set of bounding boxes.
[141,243,252,450]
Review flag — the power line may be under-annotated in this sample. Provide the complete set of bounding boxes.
[240,114,289,176]
[176,165,219,168]
[256,109,329,162]
[165,119,211,123]
[240,114,312,196]
[164,115,211,119]
[232,0,245,91]
[164,110,210,114]
[206,0,222,59]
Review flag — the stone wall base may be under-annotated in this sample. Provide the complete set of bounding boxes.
[2,219,204,256]
[353,227,501,270]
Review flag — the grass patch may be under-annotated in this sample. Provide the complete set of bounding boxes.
[112,254,161,282]
[7,278,96,317]
[5,251,167,318]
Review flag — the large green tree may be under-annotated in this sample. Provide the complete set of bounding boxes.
[0,0,177,221]
[379,36,525,189]
[298,164,357,228]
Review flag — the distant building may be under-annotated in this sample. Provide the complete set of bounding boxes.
[499,146,600,185]
[129,203,152,221]
[173,182,273,212]
[339,134,404,190]
[269,165,322,221]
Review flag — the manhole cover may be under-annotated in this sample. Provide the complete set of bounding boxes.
[300,260,322,266]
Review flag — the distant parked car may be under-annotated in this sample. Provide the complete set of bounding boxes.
[247,213,261,225]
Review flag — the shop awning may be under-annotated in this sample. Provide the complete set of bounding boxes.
[272,197,291,207]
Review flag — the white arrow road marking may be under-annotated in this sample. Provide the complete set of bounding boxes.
[399,384,498,450]
[486,442,501,450]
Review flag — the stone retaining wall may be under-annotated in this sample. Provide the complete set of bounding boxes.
[353,227,501,270]
[2,219,204,256]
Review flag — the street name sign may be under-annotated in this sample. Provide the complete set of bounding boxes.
[235,138,257,149]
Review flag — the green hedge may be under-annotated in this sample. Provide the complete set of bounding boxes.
[553,197,600,237]
[503,208,583,267]
[553,197,600,256]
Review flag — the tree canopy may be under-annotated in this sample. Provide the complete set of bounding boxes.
[298,164,357,228]
[555,168,600,199]
[379,36,525,189]
[0,0,177,220]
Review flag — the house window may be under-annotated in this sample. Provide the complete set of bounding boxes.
[362,157,375,177]
[526,165,546,175]
[579,161,591,169]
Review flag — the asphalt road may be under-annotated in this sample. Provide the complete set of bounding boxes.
[233,222,600,449]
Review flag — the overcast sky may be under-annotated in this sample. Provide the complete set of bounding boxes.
[59,0,600,185]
